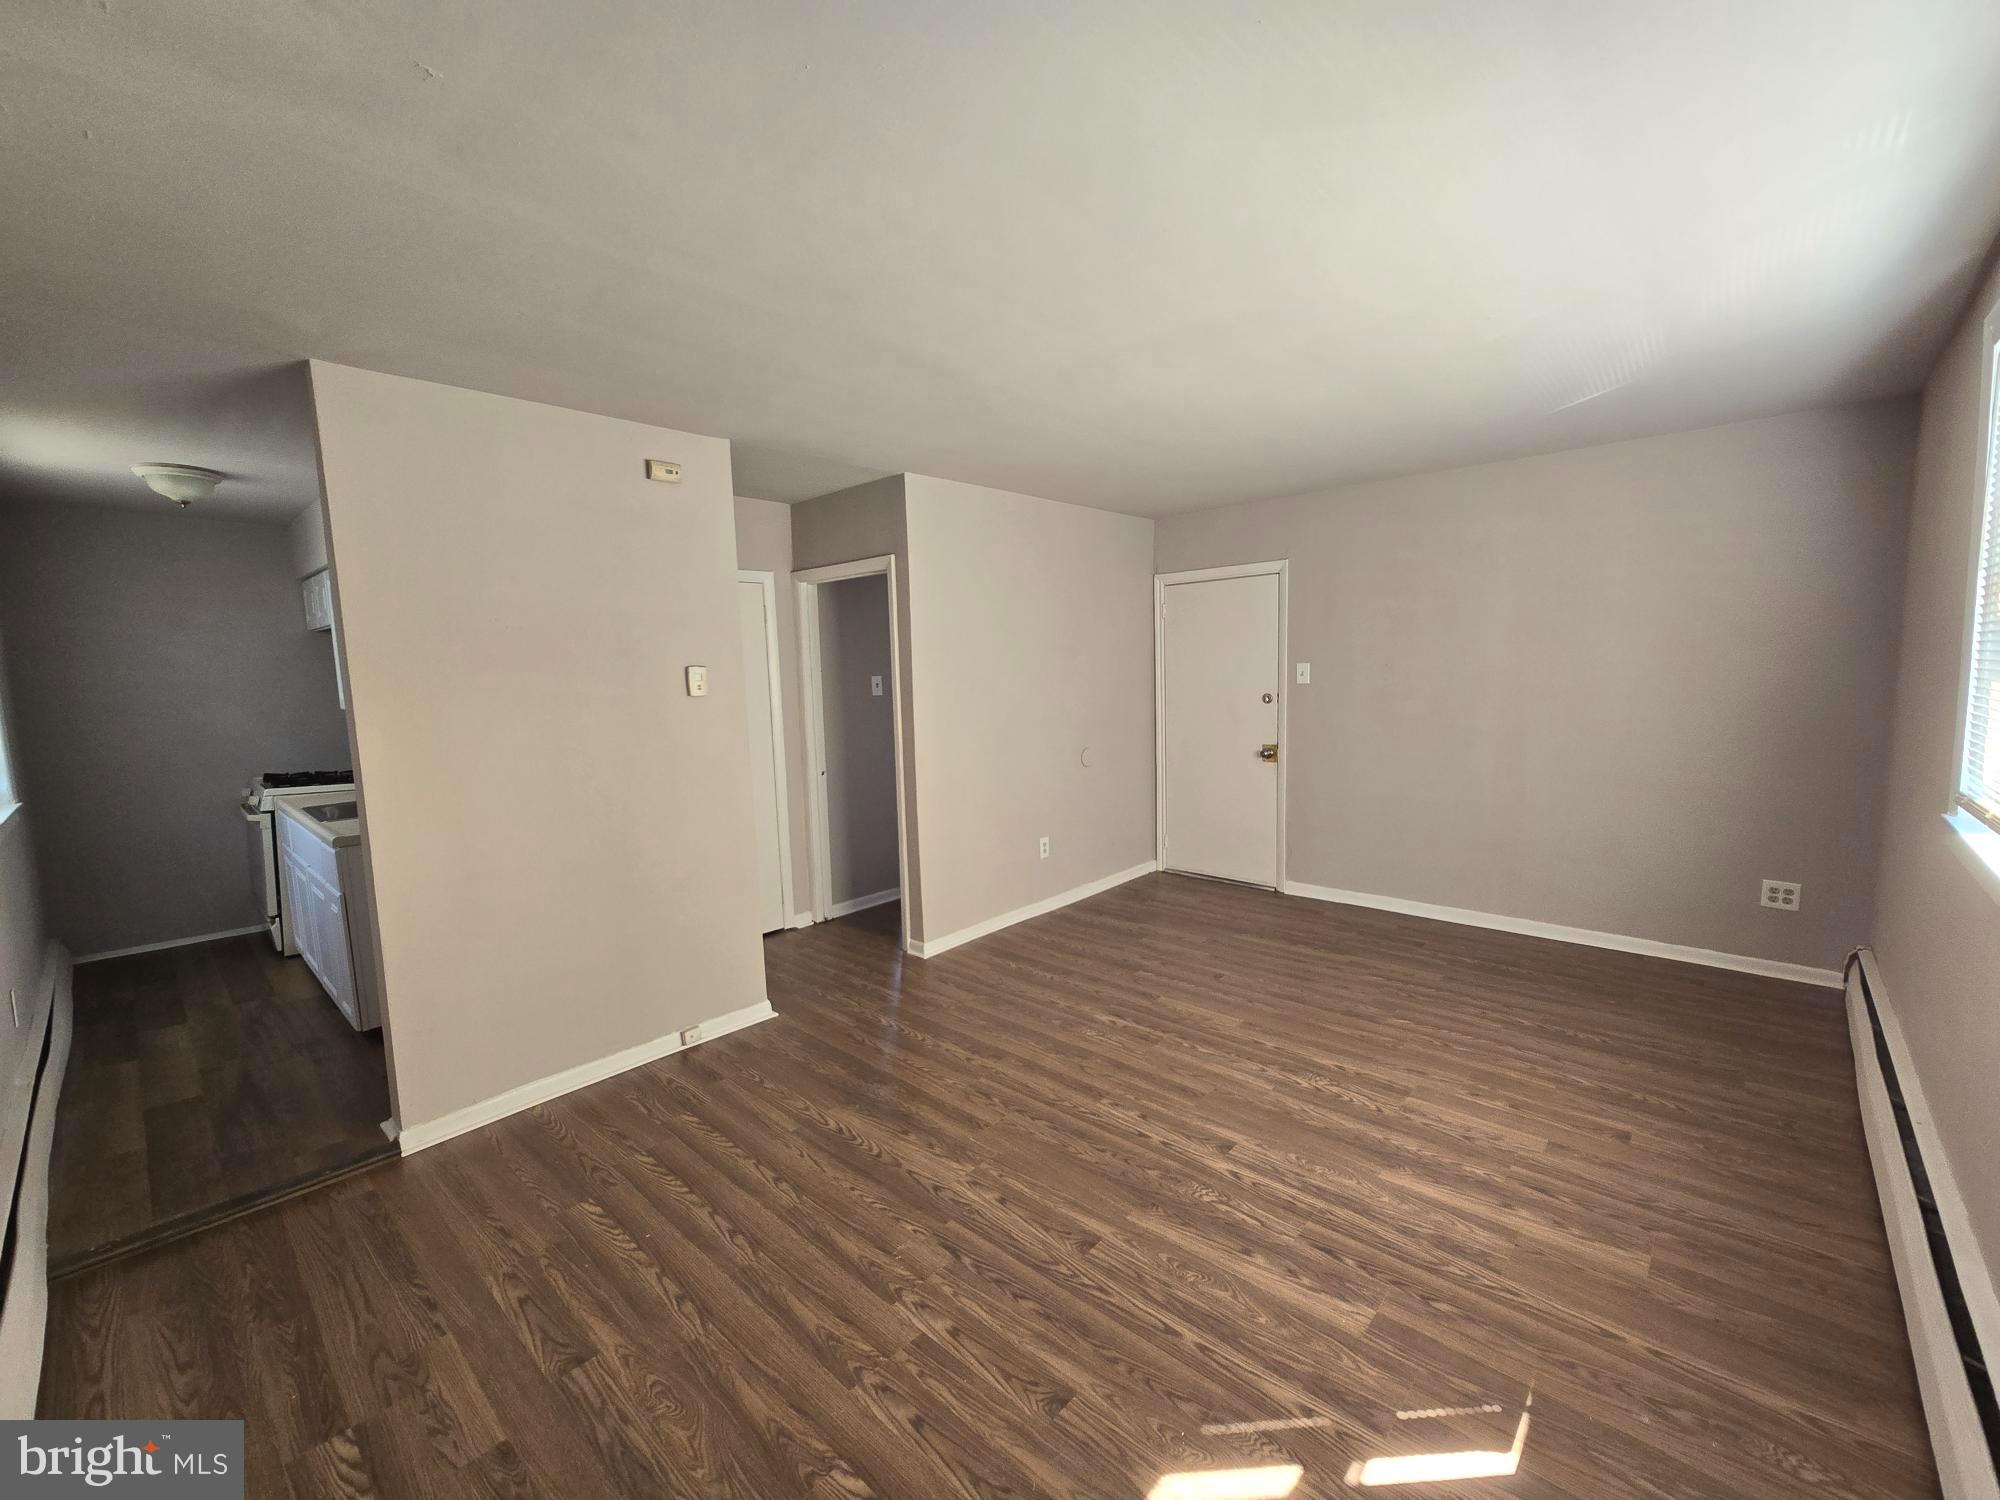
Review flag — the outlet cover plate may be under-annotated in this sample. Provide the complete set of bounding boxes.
[1760,879,1801,911]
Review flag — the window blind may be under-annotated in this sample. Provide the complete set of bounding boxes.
[1959,342,2000,834]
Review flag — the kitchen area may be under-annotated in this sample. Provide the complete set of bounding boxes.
[249,774,383,1034]
[0,475,396,1274]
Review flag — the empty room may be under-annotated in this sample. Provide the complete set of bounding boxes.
[3,5,1999,1499]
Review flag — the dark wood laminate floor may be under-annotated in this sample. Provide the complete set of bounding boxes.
[41,876,1933,1499]
[49,933,396,1276]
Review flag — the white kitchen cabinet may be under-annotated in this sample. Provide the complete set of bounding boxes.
[299,568,349,709]
[301,568,334,632]
[276,804,374,1030]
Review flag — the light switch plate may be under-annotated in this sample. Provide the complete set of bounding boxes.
[870,675,883,696]
[1296,662,1311,684]
[685,665,708,697]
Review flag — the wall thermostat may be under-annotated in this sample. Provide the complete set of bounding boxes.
[646,459,682,483]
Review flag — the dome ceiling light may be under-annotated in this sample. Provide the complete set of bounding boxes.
[131,462,225,509]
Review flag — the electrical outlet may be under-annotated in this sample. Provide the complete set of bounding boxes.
[1760,879,1801,911]
[1038,835,1050,860]
[679,1024,704,1047]
[1296,662,1311,684]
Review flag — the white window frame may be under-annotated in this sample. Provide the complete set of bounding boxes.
[0,640,18,820]
[1945,294,2000,898]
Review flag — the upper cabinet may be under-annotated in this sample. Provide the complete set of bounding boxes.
[301,569,335,632]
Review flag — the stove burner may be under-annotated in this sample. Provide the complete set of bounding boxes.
[261,770,354,788]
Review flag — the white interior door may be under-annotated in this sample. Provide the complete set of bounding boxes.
[738,578,787,934]
[1161,572,1282,887]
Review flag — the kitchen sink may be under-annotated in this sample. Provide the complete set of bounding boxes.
[306,801,358,823]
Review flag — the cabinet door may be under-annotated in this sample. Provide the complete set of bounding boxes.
[302,570,334,632]
[284,851,326,988]
[320,887,358,1026]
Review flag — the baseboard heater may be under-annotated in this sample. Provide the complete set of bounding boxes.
[0,947,73,1418]
[1846,947,2000,1499]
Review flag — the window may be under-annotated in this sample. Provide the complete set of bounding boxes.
[0,638,16,812]
[0,720,12,809]
[1958,335,2000,834]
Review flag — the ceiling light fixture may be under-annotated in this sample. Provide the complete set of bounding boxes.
[131,463,225,508]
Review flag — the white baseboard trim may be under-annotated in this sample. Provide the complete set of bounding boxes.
[1848,950,2000,1499]
[785,911,815,930]
[74,924,269,964]
[396,997,778,1155]
[910,861,1158,959]
[828,887,900,919]
[1283,882,1841,989]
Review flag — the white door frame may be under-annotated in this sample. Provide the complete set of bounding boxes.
[794,554,913,954]
[737,569,797,929]
[1154,560,1289,892]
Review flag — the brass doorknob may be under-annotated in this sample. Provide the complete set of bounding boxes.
[1258,743,1279,762]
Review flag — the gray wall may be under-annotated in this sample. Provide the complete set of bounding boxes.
[0,498,350,956]
[288,499,329,578]
[817,575,900,904]
[1872,261,2000,1301]
[903,475,1157,940]
[1155,399,1918,971]
[311,361,769,1135]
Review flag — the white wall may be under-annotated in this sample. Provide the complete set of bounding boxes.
[1155,400,1917,971]
[0,498,351,956]
[902,475,1156,942]
[1871,260,2000,1300]
[733,497,812,923]
[310,362,769,1135]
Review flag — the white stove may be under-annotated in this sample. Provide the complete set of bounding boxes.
[242,771,355,951]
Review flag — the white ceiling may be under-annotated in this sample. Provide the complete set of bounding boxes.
[4,2,1999,521]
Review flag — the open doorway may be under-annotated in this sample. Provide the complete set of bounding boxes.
[0,463,395,1278]
[795,556,912,953]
